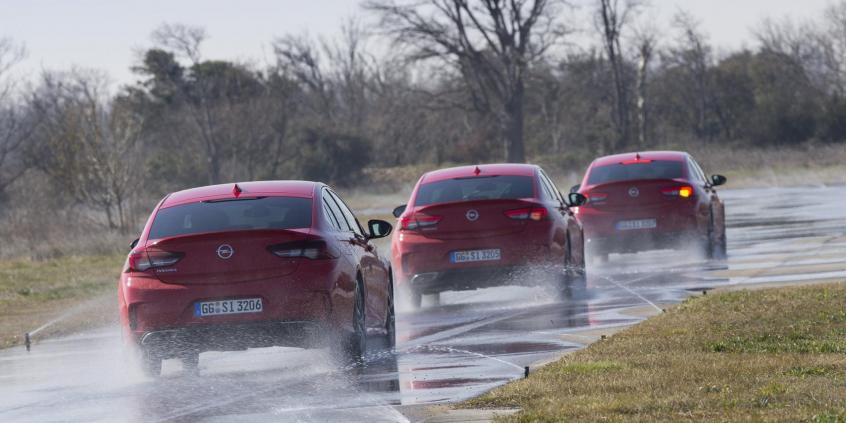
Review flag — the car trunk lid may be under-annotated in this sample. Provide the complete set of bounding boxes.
[411,199,534,240]
[145,229,310,285]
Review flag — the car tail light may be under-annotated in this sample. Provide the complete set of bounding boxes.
[124,249,184,273]
[662,186,694,198]
[586,193,608,204]
[268,240,337,259]
[504,207,548,221]
[400,215,442,231]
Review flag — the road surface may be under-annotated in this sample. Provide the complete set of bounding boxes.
[2,186,845,422]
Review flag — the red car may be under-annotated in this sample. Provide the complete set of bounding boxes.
[119,181,395,376]
[573,151,727,260]
[391,164,587,309]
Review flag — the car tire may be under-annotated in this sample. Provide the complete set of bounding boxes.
[336,277,366,364]
[180,351,199,373]
[716,230,728,259]
[141,348,162,377]
[409,288,423,310]
[385,280,396,349]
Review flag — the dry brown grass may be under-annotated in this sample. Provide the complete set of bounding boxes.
[465,283,846,422]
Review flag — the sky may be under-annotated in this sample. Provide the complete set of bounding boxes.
[0,0,834,87]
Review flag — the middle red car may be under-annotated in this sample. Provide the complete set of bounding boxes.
[391,164,587,308]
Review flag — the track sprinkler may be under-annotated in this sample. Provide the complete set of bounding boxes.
[24,333,31,352]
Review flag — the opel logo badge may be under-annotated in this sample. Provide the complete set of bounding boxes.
[465,209,479,221]
[628,187,640,198]
[216,244,234,259]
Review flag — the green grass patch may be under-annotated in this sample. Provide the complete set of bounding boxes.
[0,255,123,348]
[465,283,846,422]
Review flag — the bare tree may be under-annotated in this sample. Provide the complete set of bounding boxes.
[665,11,712,137]
[633,26,656,147]
[366,0,569,163]
[0,38,33,194]
[150,23,227,184]
[273,21,375,128]
[30,71,144,231]
[596,0,642,151]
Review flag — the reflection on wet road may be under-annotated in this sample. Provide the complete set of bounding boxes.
[2,186,846,422]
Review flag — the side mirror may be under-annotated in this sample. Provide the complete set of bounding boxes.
[567,192,587,207]
[367,219,393,239]
[570,184,581,194]
[129,238,139,250]
[710,174,727,187]
[392,204,407,218]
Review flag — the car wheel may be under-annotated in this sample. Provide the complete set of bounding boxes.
[180,351,199,373]
[385,280,396,349]
[347,278,368,362]
[409,288,423,310]
[141,348,162,377]
[717,229,728,259]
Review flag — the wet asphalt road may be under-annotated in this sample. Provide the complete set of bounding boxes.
[2,186,846,422]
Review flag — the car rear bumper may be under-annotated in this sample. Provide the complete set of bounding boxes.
[408,264,558,294]
[120,272,336,349]
[586,229,700,254]
[394,224,559,280]
[139,320,325,357]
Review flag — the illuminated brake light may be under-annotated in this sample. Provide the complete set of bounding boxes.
[621,159,653,165]
[662,186,695,198]
[504,207,548,221]
[124,249,184,273]
[400,215,441,231]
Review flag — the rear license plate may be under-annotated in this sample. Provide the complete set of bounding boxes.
[194,298,263,317]
[616,219,657,231]
[451,249,501,263]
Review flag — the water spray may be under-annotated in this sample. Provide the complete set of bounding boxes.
[24,332,31,352]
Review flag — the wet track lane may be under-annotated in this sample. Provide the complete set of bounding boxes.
[2,186,846,422]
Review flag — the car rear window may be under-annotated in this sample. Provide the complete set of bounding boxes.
[149,196,312,239]
[587,160,685,185]
[414,175,534,207]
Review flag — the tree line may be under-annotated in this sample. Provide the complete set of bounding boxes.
[1,0,846,235]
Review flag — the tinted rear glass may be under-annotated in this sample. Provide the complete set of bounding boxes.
[587,161,684,185]
[149,197,312,239]
[414,176,534,207]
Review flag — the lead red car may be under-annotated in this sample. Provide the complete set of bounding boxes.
[391,164,587,309]
[573,151,727,261]
[119,181,395,376]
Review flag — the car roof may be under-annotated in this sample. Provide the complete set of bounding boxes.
[420,163,538,184]
[161,180,318,209]
[590,151,689,167]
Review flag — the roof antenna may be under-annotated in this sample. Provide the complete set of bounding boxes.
[232,183,242,197]
[473,166,481,176]
[635,153,641,160]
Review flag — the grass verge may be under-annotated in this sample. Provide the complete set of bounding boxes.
[465,283,846,422]
[0,255,123,348]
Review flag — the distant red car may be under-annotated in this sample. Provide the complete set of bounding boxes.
[391,164,587,309]
[119,181,395,376]
[573,151,727,260]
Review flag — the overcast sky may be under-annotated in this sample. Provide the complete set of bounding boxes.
[0,0,834,87]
